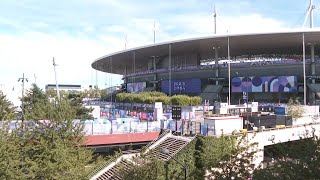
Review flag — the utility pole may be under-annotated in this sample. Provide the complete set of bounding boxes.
[52,57,60,101]
[18,73,28,122]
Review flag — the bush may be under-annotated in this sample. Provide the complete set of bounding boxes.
[115,92,202,106]
[190,96,202,106]
[171,95,191,106]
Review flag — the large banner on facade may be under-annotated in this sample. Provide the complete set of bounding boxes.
[232,76,297,92]
[161,78,201,94]
[127,82,146,93]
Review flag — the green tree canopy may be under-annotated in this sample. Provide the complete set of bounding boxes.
[22,83,50,120]
[22,84,93,120]
[0,91,15,120]
[254,136,320,179]
[287,97,304,120]
[0,97,92,179]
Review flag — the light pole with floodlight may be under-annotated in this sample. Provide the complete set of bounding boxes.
[18,73,28,122]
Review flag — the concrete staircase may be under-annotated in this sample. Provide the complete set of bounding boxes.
[96,159,134,180]
[89,130,195,180]
[150,136,193,161]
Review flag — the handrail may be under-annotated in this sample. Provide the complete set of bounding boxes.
[145,129,171,149]
[231,122,320,136]
[88,129,171,179]
[165,134,197,161]
[86,153,121,179]
[123,149,141,154]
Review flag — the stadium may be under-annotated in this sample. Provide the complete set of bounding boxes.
[92,29,320,106]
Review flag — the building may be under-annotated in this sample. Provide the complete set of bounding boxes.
[91,30,320,105]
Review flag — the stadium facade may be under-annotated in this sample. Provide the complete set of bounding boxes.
[92,30,320,105]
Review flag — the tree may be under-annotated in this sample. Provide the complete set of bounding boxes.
[254,134,320,179]
[0,98,92,179]
[68,93,93,119]
[122,156,165,180]
[287,97,304,120]
[100,88,109,99]
[22,84,93,120]
[206,135,257,180]
[22,84,50,120]
[0,125,25,179]
[0,91,15,120]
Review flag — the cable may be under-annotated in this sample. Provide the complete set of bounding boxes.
[291,8,310,28]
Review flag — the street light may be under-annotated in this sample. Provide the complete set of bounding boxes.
[160,148,187,180]
[18,73,28,122]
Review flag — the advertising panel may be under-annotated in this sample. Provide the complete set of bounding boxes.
[127,82,146,93]
[232,76,297,92]
[161,78,201,94]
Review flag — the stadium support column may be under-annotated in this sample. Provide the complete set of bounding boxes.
[311,43,315,104]
[214,47,219,85]
[133,51,136,84]
[110,57,113,103]
[124,65,128,92]
[228,36,231,105]
[169,44,172,96]
[310,0,315,104]
[153,56,157,89]
[303,33,307,105]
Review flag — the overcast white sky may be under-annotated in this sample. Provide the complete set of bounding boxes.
[0,0,319,104]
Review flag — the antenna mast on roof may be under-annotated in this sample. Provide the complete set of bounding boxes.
[303,0,315,28]
[213,4,217,34]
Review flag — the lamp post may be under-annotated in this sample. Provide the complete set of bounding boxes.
[18,73,28,122]
[236,72,249,130]
[161,148,187,180]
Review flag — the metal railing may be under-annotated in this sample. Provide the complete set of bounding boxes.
[83,121,161,135]
[145,129,171,149]
[165,134,197,161]
[88,129,171,179]
[86,153,121,179]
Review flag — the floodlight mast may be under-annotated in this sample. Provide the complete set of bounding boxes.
[303,0,315,28]
[52,57,60,101]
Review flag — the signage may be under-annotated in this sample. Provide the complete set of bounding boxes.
[306,75,320,79]
[155,102,163,109]
[209,77,225,81]
[243,92,248,100]
[172,106,182,120]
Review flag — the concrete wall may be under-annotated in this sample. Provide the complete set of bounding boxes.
[247,123,320,168]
